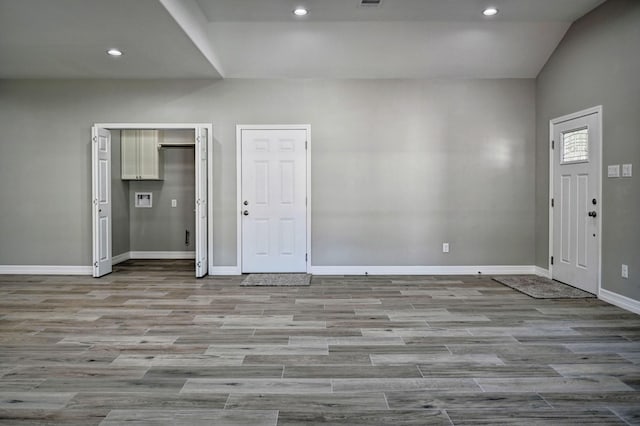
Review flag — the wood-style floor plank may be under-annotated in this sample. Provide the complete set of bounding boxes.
[99,409,279,426]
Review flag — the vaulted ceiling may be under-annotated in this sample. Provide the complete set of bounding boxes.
[0,0,605,79]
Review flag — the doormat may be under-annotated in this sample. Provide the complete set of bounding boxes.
[241,274,311,286]
[492,275,595,299]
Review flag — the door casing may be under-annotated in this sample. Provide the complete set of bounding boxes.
[92,123,213,276]
[548,106,602,295]
[236,124,312,274]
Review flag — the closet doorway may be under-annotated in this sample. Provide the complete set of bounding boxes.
[91,123,212,278]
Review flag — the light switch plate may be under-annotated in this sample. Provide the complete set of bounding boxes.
[608,165,620,178]
[622,164,632,177]
[622,264,629,279]
[442,243,450,253]
[171,199,177,207]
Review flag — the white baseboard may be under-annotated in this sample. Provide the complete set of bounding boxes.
[113,251,195,262]
[112,252,131,265]
[310,265,537,276]
[534,266,551,278]
[0,263,558,282]
[210,265,538,277]
[129,251,195,259]
[0,265,93,275]
[209,266,242,275]
[599,288,640,315]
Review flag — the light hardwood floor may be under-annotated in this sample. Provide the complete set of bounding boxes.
[1,260,639,425]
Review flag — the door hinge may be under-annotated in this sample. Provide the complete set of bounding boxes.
[551,198,554,207]
[550,256,554,265]
[305,253,308,262]
[551,140,555,149]
[305,140,308,150]
[197,261,201,268]
[93,136,97,143]
[94,261,98,268]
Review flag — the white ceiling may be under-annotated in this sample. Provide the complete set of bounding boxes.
[0,0,606,79]
[197,0,605,22]
[0,0,221,79]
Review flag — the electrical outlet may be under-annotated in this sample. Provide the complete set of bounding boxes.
[621,264,628,279]
[171,199,177,207]
[622,164,633,177]
[442,243,449,253]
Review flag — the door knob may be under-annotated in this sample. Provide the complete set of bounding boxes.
[243,200,249,206]
[588,211,597,217]
[243,210,249,216]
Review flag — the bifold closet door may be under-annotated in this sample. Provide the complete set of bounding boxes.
[195,127,208,278]
[92,126,112,277]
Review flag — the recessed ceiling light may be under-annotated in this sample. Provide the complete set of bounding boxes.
[483,7,499,17]
[293,7,308,16]
[107,48,123,57]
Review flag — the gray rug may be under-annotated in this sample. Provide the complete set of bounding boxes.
[241,273,311,286]
[492,275,595,299]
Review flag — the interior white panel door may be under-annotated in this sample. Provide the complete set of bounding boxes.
[195,127,208,278]
[552,112,600,294]
[241,129,307,273]
[92,126,112,277]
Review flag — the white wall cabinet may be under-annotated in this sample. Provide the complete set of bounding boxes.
[121,130,164,180]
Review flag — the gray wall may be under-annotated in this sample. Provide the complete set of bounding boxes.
[129,146,195,252]
[0,78,535,267]
[536,0,640,300]
[111,130,130,257]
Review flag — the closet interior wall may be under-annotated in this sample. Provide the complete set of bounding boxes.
[112,129,196,261]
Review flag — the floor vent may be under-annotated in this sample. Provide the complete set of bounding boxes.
[359,0,382,6]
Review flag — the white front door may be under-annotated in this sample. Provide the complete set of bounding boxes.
[92,126,112,277]
[195,127,208,278]
[552,109,601,294]
[240,128,307,273]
